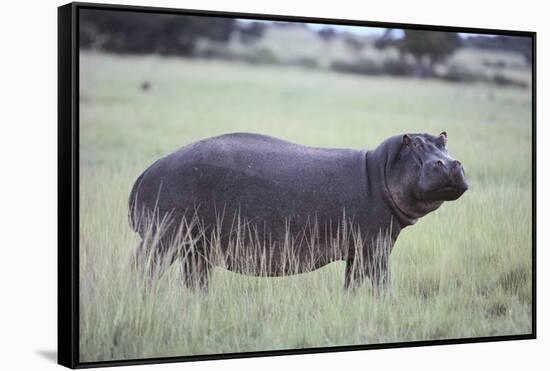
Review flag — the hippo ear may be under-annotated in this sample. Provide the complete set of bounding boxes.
[437,132,447,148]
[438,131,447,144]
[402,134,412,146]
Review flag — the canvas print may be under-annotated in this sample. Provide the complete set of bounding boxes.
[77,6,533,364]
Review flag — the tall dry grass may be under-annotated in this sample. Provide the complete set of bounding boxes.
[78,52,532,362]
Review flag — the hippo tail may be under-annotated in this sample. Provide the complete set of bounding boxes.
[128,170,147,232]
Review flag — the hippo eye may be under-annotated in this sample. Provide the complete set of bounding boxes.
[412,154,423,169]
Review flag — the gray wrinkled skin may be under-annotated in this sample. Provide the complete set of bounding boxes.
[129,132,468,291]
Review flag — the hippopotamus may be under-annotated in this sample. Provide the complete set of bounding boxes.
[129,132,468,291]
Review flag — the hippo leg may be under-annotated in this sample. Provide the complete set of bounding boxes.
[180,246,211,291]
[130,240,145,273]
[368,263,391,294]
[131,238,179,291]
[345,255,391,293]
[344,257,368,290]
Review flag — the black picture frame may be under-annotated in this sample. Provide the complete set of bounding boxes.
[58,2,537,368]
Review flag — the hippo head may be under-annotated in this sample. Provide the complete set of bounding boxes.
[382,132,469,223]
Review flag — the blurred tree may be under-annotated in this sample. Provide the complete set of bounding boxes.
[464,35,532,64]
[374,29,408,66]
[402,30,461,76]
[344,36,365,51]
[318,27,337,42]
[237,21,267,44]
[79,9,236,56]
[374,28,399,49]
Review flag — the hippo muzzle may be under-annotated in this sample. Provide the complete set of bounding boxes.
[425,158,469,201]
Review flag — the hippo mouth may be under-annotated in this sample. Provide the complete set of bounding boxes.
[431,185,468,201]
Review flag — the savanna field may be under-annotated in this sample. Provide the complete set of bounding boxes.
[79,51,532,362]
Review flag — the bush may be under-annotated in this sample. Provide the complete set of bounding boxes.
[330,58,413,77]
[194,41,279,65]
[442,65,481,83]
[330,60,381,75]
[293,57,319,69]
[79,9,235,56]
[493,74,529,89]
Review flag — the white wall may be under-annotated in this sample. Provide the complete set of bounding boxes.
[0,0,545,369]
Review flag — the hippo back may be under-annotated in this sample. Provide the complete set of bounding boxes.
[129,133,370,248]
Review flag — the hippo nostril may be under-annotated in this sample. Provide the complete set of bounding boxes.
[436,160,445,167]
[452,160,462,168]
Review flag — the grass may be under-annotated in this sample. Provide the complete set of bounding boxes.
[78,51,533,362]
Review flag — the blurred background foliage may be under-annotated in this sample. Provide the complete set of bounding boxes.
[80,9,532,89]
[79,10,532,88]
